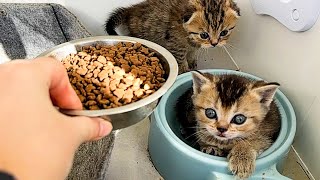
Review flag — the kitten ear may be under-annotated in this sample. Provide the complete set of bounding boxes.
[227,0,241,17]
[253,82,280,106]
[183,6,196,23]
[191,70,210,94]
[189,0,203,10]
[231,9,241,18]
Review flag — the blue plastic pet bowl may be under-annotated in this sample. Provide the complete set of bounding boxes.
[148,69,296,180]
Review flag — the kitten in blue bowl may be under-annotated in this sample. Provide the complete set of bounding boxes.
[176,71,281,179]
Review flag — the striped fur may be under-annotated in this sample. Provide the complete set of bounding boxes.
[105,0,240,74]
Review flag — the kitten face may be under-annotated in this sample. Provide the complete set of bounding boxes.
[183,0,240,48]
[191,72,279,141]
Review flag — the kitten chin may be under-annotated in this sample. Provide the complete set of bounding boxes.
[177,71,281,179]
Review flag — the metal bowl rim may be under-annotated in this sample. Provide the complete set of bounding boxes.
[38,36,178,116]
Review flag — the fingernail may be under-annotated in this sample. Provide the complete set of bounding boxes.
[99,121,112,137]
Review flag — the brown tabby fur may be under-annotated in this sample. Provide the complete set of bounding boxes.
[176,71,281,179]
[105,0,240,74]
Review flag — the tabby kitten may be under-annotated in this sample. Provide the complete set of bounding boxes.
[176,71,281,179]
[105,0,240,74]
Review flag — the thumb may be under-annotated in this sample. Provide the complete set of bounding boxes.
[67,116,113,143]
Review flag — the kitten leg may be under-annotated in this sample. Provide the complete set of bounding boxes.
[187,57,197,70]
[178,60,190,74]
[228,142,257,179]
[228,138,272,179]
[167,45,190,74]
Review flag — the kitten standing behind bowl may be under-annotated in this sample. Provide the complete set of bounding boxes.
[105,0,240,74]
[176,71,281,179]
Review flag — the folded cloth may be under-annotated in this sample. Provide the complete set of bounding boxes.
[0,3,90,62]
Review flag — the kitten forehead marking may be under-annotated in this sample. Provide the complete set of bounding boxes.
[216,75,249,108]
[203,0,226,30]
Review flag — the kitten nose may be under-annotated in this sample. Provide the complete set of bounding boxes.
[217,127,227,133]
[211,42,218,47]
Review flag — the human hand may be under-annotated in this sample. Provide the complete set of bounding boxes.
[0,57,112,180]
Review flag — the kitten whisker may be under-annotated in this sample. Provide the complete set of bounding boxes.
[191,132,206,146]
[222,45,240,71]
[185,126,203,129]
[196,48,205,62]
[184,131,203,140]
[205,48,211,62]
[195,48,201,62]
[226,43,238,51]
[201,48,206,61]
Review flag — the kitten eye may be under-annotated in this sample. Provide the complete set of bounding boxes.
[231,114,247,125]
[220,30,229,37]
[200,32,209,39]
[205,108,217,119]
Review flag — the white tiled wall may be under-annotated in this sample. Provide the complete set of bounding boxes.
[64,0,320,179]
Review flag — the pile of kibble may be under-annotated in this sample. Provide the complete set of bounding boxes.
[62,42,166,110]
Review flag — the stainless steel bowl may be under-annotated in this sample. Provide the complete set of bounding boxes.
[38,36,178,130]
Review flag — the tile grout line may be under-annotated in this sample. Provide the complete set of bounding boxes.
[291,146,315,180]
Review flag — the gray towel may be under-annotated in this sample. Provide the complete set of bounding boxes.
[0,3,90,61]
[0,3,115,179]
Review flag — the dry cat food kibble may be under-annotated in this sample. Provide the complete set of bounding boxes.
[62,42,166,110]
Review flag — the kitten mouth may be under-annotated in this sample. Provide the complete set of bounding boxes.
[214,134,229,141]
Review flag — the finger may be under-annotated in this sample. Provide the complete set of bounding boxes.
[33,57,82,110]
[67,116,113,143]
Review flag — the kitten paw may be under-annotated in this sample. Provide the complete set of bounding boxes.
[228,148,256,179]
[200,146,226,157]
